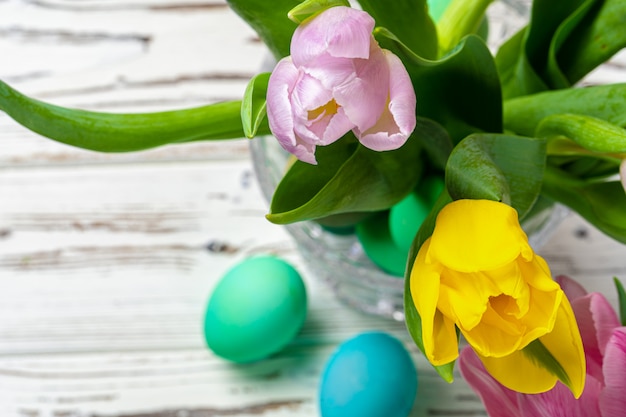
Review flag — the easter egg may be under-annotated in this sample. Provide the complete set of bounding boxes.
[389,175,444,253]
[319,332,418,417]
[356,211,407,277]
[203,255,307,363]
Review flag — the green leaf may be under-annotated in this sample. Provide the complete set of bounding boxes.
[377,32,502,143]
[543,166,626,244]
[404,189,455,382]
[495,27,549,100]
[241,72,271,138]
[266,132,423,224]
[226,0,301,59]
[558,0,626,84]
[614,277,626,326]
[358,0,438,60]
[0,80,255,152]
[495,0,598,99]
[544,0,597,89]
[503,83,626,137]
[537,114,626,162]
[446,133,547,219]
[522,339,572,390]
[288,0,349,23]
[436,0,494,56]
[415,117,454,170]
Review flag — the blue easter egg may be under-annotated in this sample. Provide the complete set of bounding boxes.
[319,332,418,417]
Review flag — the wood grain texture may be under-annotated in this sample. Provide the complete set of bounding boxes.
[0,0,625,416]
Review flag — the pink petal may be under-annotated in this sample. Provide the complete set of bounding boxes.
[291,6,374,67]
[517,378,603,417]
[600,328,626,417]
[619,159,626,190]
[571,293,620,383]
[267,57,300,148]
[556,275,588,301]
[458,347,522,417]
[301,53,356,90]
[355,50,416,151]
[290,73,354,146]
[266,58,318,164]
[333,41,389,133]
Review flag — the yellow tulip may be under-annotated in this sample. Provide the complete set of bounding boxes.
[409,199,585,397]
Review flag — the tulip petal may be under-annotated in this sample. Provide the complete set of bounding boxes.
[458,348,522,417]
[267,58,319,164]
[599,328,626,417]
[356,50,416,151]
[428,200,531,273]
[410,239,459,365]
[478,296,584,396]
[479,348,559,394]
[333,41,389,132]
[301,54,356,89]
[291,6,374,66]
[556,275,588,300]
[537,297,586,398]
[619,159,626,191]
[571,292,620,384]
[517,377,602,417]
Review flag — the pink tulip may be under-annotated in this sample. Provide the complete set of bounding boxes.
[266,6,416,164]
[620,160,626,192]
[458,276,626,417]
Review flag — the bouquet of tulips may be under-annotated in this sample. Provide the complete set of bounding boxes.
[2,0,626,407]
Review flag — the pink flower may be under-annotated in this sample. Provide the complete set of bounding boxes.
[458,275,626,417]
[266,6,416,164]
[620,160,626,192]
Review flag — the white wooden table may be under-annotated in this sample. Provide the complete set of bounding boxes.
[1,1,625,416]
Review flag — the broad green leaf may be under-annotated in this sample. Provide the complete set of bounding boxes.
[537,114,626,157]
[0,80,256,152]
[415,117,454,170]
[549,155,620,179]
[544,0,597,89]
[358,0,438,60]
[522,339,572,391]
[495,0,596,99]
[558,0,626,84]
[226,0,301,59]
[436,0,494,56]
[503,83,626,137]
[614,277,626,326]
[542,166,626,244]
[288,0,349,23]
[241,72,271,138]
[377,32,502,144]
[266,132,423,224]
[404,189,455,382]
[446,133,547,219]
[495,28,549,100]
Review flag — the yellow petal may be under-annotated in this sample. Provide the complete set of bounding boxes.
[538,295,586,398]
[428,200,532,273]
[478,294,586,396]
[478,349,559,394]
[462,299,527,358]
[438,269,498,330]
[410,239,458,365]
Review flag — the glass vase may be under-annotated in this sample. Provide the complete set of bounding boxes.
[249,0,568,321]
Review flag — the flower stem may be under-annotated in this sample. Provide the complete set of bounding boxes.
[436,0,495,56]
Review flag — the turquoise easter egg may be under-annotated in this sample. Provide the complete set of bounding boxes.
[319,332,418,417]
[356,211,407,277]
[203,256,307,363]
